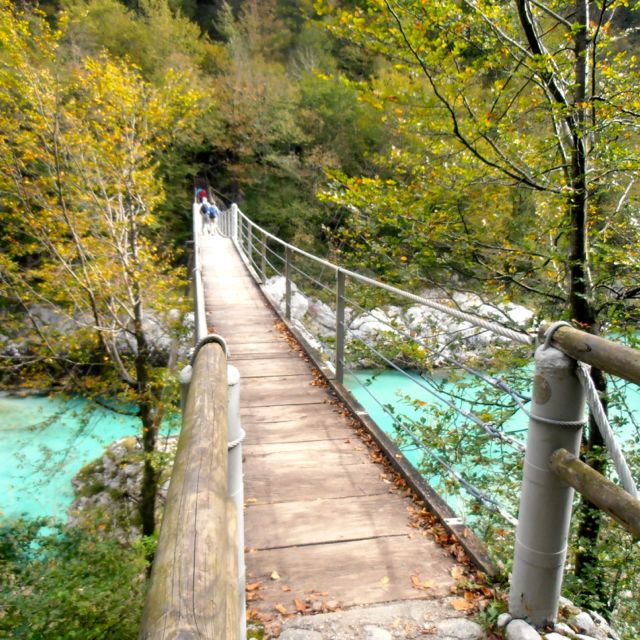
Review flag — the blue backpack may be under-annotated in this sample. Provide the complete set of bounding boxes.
[201,202,219,219]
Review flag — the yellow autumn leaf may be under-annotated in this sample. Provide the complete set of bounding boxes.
[411,575,435,590]
[451,598,475,611]
[275,603,287,614]
[270,570,281,580]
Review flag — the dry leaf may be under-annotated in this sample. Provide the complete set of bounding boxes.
[281,585,291,592]
[275,603,287,614]
[451,598,475,611]
[294,598,307,612]
[270,570,281,580]
[451,566,464,580]
[410,575,435,590]
[246,582,262,592]
[380,575,390,585]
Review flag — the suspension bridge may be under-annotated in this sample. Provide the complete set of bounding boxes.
[140,201,640,639]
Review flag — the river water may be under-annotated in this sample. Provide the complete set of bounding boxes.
[0,393,177,521]
[344,368,639,521]
[2,368,636,523]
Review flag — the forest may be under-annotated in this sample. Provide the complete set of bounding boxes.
[0,0,638,638]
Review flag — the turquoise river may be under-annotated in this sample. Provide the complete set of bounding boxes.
[0,393,176,521]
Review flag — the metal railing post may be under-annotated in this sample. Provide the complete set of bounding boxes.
[509,343,585,626]
[230,203,238,242]
[285,246,292,320]
[247,224,253,267]
[179,365,192,412]
[335,269,346,384]
[227,365,245,639]
[261,233,267,283]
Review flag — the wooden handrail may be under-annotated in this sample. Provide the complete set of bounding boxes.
[140,342,240,639]
[539,322,640,385]
[550,448,640,539]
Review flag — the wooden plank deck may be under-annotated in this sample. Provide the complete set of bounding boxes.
[200,234,462,622]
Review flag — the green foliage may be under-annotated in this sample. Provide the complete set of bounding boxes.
[316,0,640,323]
[0,517,148,639]
[62,0,225,81]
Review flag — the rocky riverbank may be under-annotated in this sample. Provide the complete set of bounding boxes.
[261,276,534,369]
[68,435,178,543]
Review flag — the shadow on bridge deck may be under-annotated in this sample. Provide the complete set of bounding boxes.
[200,233,464,625]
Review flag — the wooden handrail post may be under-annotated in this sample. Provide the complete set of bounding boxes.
[550,448,640,538]
[140,342,240,639]
[509,343,585,627]
[539,322,640,384]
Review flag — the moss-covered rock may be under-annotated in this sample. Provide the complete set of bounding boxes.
[68,435,177,543]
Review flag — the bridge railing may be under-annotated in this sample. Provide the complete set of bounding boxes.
[221,203,640,628]
[140,201,244,639]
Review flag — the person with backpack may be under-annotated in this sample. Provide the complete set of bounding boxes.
[200,197,219,236]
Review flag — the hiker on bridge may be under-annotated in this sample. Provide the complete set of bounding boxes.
[200,197,219,235]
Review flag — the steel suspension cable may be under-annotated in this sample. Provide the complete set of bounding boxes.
[344,295,531,406]
[345,367,519,525]
[233,207,534,346]
[351,333,526,452]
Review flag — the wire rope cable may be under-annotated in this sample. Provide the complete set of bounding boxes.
[576,361,638,498]
[350,333,527,452]
[344,367,519,525]
[543,322,638,497]
[344,295,532,407]
[234,207,534,346]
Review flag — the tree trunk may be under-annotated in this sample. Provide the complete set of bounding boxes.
[573,369,609,612]
[566,0,608,609]
[133,317,158,540]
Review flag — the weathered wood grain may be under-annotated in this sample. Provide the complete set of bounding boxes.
[140,342,240,639]
[245,535,455,612]
[246,494,414,549]
[550,448,640,537]
[199,235,461,622]
[240,374,324,407]
[244,457,391,504]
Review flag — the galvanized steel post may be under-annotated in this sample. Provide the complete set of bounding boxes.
[509,343,585,626]
[178,364,192,413]
[261,233,267,283]
[231,203,238,242]
[227,364,245,640]
[285,246,292,320]
[248,224,253,267]
[335,269,346,384]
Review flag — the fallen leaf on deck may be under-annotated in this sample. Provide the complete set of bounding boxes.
[380,575,390,585]
[294,598,307,612]
[451,566,464,580]
[246,582,262,592]
[270,570,281,580]
[410,575,435,590]
[275,603,287,614]
[451,598,475,611]
[281,585,291,592]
